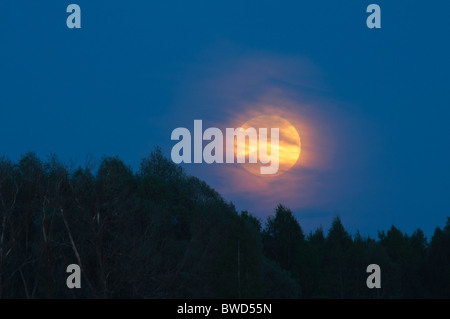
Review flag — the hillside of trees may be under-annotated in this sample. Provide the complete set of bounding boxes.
[0,148,449,298]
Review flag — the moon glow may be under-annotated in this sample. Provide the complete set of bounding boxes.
[238,115,301,176]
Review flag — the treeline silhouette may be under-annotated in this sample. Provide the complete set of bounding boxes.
[0,148,449,298]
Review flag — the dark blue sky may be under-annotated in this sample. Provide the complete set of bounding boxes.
[1,1,449,238]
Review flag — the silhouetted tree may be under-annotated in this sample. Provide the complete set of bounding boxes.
[0,150,448,298]
[426,219,450,298]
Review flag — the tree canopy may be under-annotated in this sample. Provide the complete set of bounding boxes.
[0,150,448,298]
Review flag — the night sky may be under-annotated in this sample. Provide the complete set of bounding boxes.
[1,1,449,238]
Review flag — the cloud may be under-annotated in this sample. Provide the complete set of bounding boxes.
[172,45,367,217]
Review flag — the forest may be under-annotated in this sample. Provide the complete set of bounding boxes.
[0,148,449,298]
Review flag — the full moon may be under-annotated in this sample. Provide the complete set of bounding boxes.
[238,115,301,176]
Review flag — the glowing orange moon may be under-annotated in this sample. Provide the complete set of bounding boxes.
[238,115,301,176]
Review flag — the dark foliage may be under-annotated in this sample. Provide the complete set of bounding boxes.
[0,150,448,298]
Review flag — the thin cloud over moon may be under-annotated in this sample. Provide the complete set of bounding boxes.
[173,46,374,219]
